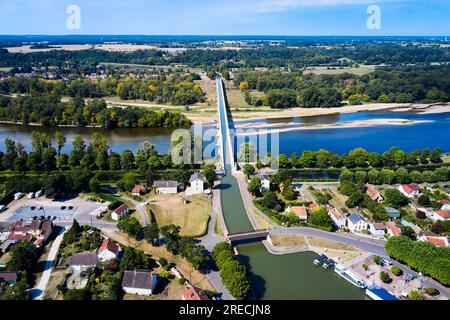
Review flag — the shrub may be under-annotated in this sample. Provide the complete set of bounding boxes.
[158,257,168,267]
[409,290,424,300]
[391,266,403,276]
[373,255,382,265]
[379,271,390,283]
[362,264,368,270]
[424,287,439,296]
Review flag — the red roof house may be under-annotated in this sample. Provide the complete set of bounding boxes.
[132,185,146,196]
[181,286,210,300]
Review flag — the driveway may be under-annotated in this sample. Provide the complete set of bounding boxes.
[28,227,67,300]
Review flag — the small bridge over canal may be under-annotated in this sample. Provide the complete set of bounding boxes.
[226,230,269,243]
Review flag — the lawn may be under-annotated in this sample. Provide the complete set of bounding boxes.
[147,193,211,237]
[270,234,307,247]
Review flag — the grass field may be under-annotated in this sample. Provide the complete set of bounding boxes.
[270,234,307,247]
[147,193,211,237]
[303,66,374,76]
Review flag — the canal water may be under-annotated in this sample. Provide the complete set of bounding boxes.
[217,80,366,300]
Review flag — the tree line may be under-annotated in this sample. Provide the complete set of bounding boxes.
[235,65,450,108]
[0,95,191,128]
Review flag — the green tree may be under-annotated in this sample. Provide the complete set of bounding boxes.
[160,224,181,254]
[243,164,255,178]
[7,242,39,271]
[203,165,217,188]
[144,223,160,246]
[248,176,262,197]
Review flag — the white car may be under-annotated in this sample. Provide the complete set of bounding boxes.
[0,205,5,212]
[14,192,24,200]
[35,190,43,197]
[27,192,35,199]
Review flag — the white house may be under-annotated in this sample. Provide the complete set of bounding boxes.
[111,204,129,221]
[64,252,98,272]
[365,183,383,202]
[369,223,386,237]
[398,184,421,198]
[154,181,178,194]
[122,270,158,296]
[131,185,146,196]
[433,210,450,221]
[418,236,449,247]
[256,172,270,193]
[97,238,120,262]
[189,172,205,194]
[346,213,368,232]
[328,207,347,229]
[385,221,401,237]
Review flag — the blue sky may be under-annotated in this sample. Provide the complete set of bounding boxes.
[0,0,449,36]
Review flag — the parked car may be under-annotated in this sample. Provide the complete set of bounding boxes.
[35,190,43,197]
[14,192,24,200]
[27,192,34,199]
[0,205,5,212]
[380,259,392,266]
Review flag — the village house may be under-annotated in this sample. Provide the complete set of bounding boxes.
[181,285,210,300]
[398,183,421,198]
[286,206,308,221]
[188,172,205,195]
[327,207,347,229]
[97,238,120,262]
[418,236,449,247]
[365,183,383,202]
[131,185,146,196]
[111,204,129,221]
[440,200,450,211]
[346,213,368,233]
[385,207,401,219]
[256,172,271,193]
[0,272,17,285]
[369,222,386,237]
[63,252,98,272]
[7,219,53,248]
[385,221,401,237]
[433,210,450,221]
[154,181,178,194]
[122,270,158,296]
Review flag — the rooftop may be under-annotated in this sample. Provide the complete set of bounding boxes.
[64,252,98,266]
[98,238,119,254]
[347,212,364,224]
[190,172,205,182]
[122,270,155,290]
[288,206,308,220]
[154,180,178,188]
[114,204,129,214]
[182,286,210,300]
[436,210,450,219]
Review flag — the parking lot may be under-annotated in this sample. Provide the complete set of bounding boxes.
[12,204,77,222]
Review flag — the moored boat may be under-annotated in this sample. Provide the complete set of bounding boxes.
[334,264,367,289]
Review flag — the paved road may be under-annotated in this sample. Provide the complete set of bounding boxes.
[121,195,149,227]
[28,227,67,300]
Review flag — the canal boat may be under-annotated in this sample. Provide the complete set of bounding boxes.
[322,259,335,269]
[313,254,328,266]
[334,264,367,289]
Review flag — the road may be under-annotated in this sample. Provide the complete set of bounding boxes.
[121,195,149,227]
[28,227,67,300]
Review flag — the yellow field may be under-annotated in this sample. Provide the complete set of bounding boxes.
[303,66,374,76]
[270,234,307,247]
[147,193,211,237]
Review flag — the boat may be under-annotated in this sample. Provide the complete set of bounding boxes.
[334,264,367,289]
[313,254,328,266]
[323,259,335,269]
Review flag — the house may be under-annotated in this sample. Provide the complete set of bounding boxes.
[111,204,129,221]
[346,213,368,232]
[181,286,210,300]
[385,207,401,219]
[154,181,178,194]
[97,238,120,262]
[256,172,270,193]
[385,221,401,237]
[418,236,449,247]
[63,252,98,272]
[189,172,205,194]
[365,184,383,202]
[131,185,146,196]
[327,207,347,229]
[0,272,17,285]
[369,223,386,237]
[286,206,308,221]
[434,210,450,221]
[398,184,421,198]
[7,219,53,247]
[440,200,450,211]
[122,270,158,296]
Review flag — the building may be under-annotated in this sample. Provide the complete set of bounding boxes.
[365,184,383,202]
[327,207,347,229]
[256,172,270,193]
[369,223,386,237]
[122,270,158,296]
[0,272,17,285]
[189,172,205,194]
[286,206,308,221]
[7,219,53,247]
[433,210,450,221]
[181,286,210,300]
[385,207,401,219]
[63,252,98,272]
[346,213,368,232]
[398,184,421,198]
[309,202,318,212]
[97,238,120,262]
[440,200,450,211]
[154,181,178,194]
[385,221,401,237]
[418,236,449,247]
[111,204,129,221]
[131,185,146,196]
